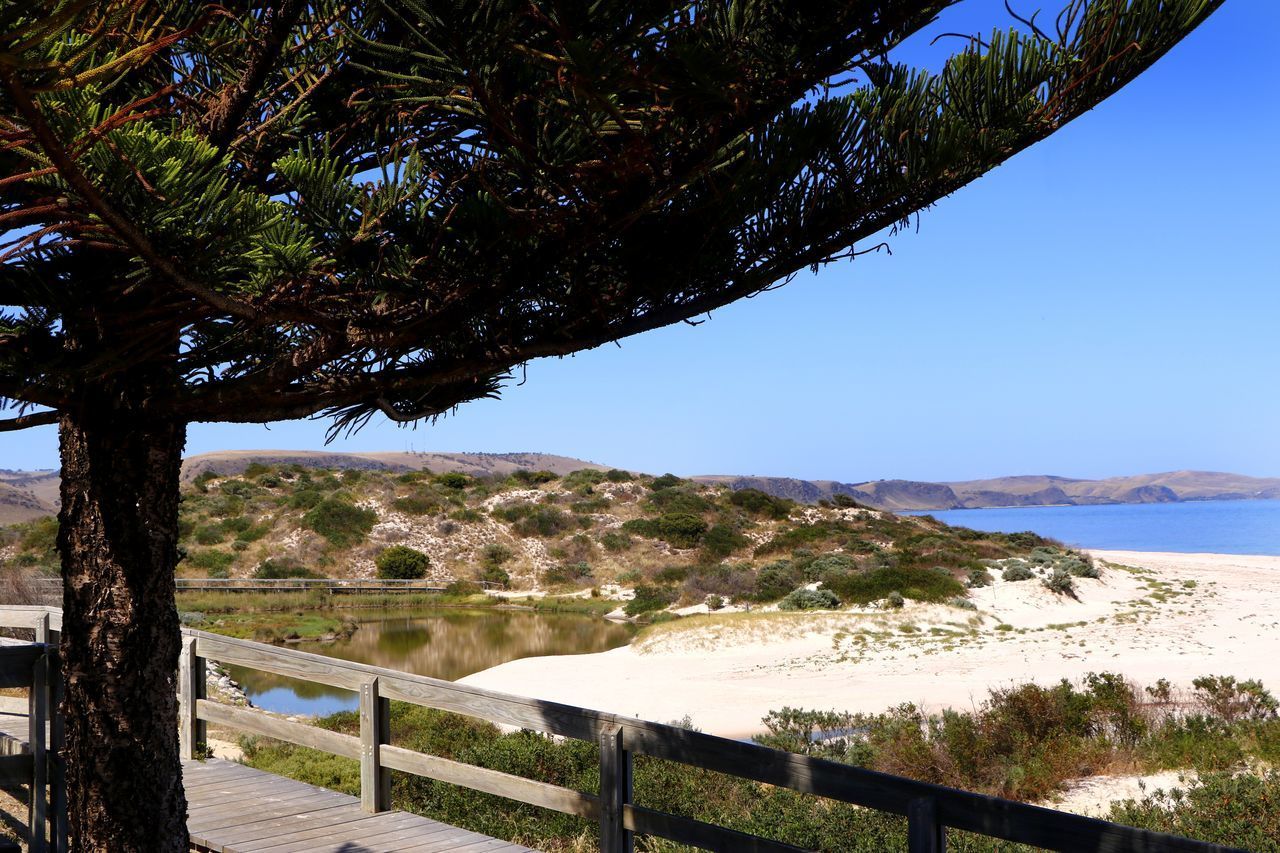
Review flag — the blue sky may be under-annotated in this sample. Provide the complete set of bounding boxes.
[3,0,1276,482]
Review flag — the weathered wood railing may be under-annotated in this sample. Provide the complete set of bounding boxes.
[0,605,1244,853]
[0,606,64,853]
[176,626,1243,853]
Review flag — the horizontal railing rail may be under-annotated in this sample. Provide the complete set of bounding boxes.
[0,605,1244,853]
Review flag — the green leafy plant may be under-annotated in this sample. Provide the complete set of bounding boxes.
[375,546,430,580]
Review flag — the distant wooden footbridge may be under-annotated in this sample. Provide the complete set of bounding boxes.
[0,605,1245,853]
[28,577,504,597]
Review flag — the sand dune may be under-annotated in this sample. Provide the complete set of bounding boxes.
[460,550,1280,738]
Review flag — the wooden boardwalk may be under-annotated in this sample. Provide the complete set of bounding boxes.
[185,759,532,853]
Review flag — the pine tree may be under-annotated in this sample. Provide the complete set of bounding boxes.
[0,1,1223,849]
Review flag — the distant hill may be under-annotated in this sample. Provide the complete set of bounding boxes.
[5,451,1280,523]
[0,469,60,524]
[180,450,608,482]
[693,470,1280,511]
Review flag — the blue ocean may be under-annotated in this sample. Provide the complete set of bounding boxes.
[912,499,1280,556]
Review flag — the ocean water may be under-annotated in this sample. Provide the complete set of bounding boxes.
[912,499,1280,556]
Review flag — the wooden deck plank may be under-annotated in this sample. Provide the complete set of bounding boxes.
[202,804,366,846]
[178,759,528,853]
[236,813,432,852]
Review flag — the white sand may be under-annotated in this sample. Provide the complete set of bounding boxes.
[459,551,1280,738]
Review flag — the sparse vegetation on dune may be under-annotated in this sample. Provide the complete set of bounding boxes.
[242,672,1280,852]
[1,463,1093,619]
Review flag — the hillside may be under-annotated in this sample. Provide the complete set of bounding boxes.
[0,462,1087,613]
[694,470,1280,511]
[181,450,607,482]
[0,469,59,524]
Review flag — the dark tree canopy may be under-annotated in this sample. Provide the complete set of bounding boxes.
[0,1,1224,850]
[1,0,1222,435]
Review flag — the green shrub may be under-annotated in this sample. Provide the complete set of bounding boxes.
[561,469,607,490]
[700,523,748,560]
[600,531,633,552]
[1042,568,1075,596]
[884,591,905,609]
[289,489,323,509]
[243,462,271,478]
[478,565,510,588]
[647,487,713,515]
[480,543,514,568]
[1109,771,1280,850]
[831,493,867,509]
[821,566,962,605]
[967,568,994,588]
[620,518,660,538]
[1001,562,1034,582]
[656,512,707,548]
[948,596,977,610]
[728,488,794,519]
[511,507,571,538]
[192,524,227,546]
[625,585,677,616]
[1192,675,1279,722]
[208,495,245,517]
[450,508,485,523]
[605,469,633,482]
[394,493,441,515]
[649,473,684,490]
[302,498,378,546]
[435,472,470,489]
[253,558,318,579]
[186,549,236,572]
[375,545,430,580]
[779,588,840,611]
[511,469,558,485]
[752,560,802,602]
[544,561,593,586]
[809,553,856,581]
[193,470,218,493]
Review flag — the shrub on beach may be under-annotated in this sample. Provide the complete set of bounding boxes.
[1042,568,1075,597]
[967,568,994,588]
[1001,562,1034,582]
[779,588,840,611]
[625,584,677,616]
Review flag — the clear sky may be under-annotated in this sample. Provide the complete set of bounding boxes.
[3,1,1276,483]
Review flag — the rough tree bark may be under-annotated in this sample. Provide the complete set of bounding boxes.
[56,373,189,850]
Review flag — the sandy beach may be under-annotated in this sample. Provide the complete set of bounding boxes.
[459,550,1280,739]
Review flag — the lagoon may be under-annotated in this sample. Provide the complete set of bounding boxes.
[914,498,1280,556]
[224,607,635,716]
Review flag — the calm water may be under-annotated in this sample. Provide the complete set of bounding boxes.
[225,608,635,716]
[915,499,1280,556]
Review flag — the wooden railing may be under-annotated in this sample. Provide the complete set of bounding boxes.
[0,605,1246,853]
[0,606,63,853]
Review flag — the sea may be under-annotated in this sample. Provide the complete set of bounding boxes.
[909,498,1280,556]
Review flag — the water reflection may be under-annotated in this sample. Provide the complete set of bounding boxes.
[224,607,635,716]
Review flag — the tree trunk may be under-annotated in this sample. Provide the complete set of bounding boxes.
[56,394,189,851]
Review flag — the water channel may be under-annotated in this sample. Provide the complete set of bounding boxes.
[223,607,636,717]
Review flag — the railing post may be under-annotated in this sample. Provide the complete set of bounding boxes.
[28,650,48,853]
[34,611,49,645]
[360,677,390,812]
[48,647,65,853]
[908,796,945,852]
[178,634,206,760]
[598,725,633,853]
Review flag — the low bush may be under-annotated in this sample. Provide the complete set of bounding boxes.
[1042,568,1075,597]
[393,493,441,516]
[967,568,994,588]
[561,469,607,490]
[600,531,633,552]
[648,473,684,490]
[779,588,840,611]
[511,507,572,538]
[375,546,430,580]
[728,488,794,519]
[253,557,317,579]
[620,518,660,538]
[435,472,470,489]
[186,549,236,573]
[656,512,707,548]
[822,566,963,605]
[543,561,593,587]
[478,565,510,588]
[625,585,677,616]
[752,560,802,602]
[302,498,378,546]
[1001,562,1035,582]
[605,469,633,482]
[193,524,227,546]
[701,523,749,560]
